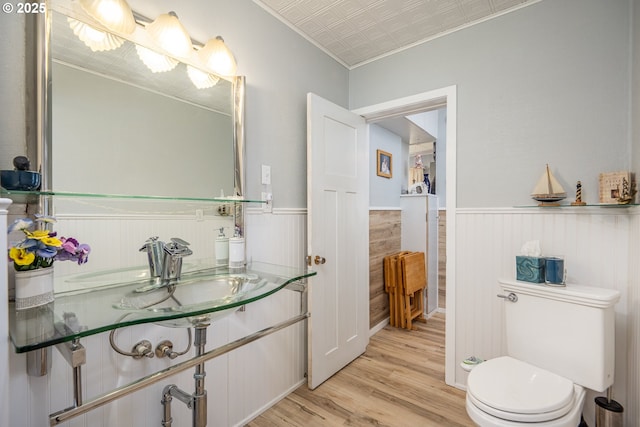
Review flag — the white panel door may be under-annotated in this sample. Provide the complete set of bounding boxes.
[307,93,369,389]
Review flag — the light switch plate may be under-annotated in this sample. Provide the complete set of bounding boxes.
[261,165,271,185]
[262,192,272,213]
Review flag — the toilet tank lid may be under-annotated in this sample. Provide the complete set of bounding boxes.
[499,279,620,308]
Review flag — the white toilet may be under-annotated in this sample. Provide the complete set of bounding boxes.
[465,279,620,426]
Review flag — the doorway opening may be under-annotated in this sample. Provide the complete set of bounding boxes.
[353,85,458,387]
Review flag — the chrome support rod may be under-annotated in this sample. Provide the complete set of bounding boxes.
[161,386,174,427]
[73,365,83,407]
[162,325,209,427]
[161,384,193,427]
[193,326,208,427]
[49,312,310,426]
[55,338,86,407]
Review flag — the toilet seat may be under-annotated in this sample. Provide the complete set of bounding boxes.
[467,356,579,423]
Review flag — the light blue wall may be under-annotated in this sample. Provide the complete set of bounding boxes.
[126,0,350,209]
[369,124,404,207]
[0,0,349,210]
[1,0,636,209]
[633,0,640,174]
[350,0,633,208]
[0,11,27,170]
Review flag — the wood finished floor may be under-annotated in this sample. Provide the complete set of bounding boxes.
[247,313,474,427]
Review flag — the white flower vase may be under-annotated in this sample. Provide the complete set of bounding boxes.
[14,267,54,310]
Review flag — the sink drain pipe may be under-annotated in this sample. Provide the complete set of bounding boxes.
[162,324,208,427]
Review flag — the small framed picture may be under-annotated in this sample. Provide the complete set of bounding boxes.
[376,149,392,178]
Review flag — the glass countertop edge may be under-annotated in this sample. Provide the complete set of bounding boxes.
[9,264,317,353]
[0,189,265,204]
[514,203,639,208]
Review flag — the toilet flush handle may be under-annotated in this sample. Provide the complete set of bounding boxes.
[497,292,518,303]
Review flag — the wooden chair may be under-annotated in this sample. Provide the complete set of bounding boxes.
[398,252,427,330]
[383,251,410,328]
[384,251,427,330]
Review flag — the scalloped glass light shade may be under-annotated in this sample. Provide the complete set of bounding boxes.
[146,13,193,59]
[186,65,220,89]
[78,0,136,35]
[135,45,179,73]
[68,18,125,52]
[198,37,237,76]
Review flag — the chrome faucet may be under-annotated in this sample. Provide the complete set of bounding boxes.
[162,238,193,282]
[140,237,165,283]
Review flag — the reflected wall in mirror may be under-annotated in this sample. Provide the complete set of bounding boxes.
[36,3,246,292]
[49,6,238,199]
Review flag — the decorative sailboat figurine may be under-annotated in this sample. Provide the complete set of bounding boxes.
[531,164,567,206]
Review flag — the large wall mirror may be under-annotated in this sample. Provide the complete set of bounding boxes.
[44,1,244,202]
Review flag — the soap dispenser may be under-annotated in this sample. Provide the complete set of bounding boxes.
[215,227,229,265]
[228,226,245,268]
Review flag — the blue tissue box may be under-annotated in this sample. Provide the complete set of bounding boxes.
[516,256,545,283]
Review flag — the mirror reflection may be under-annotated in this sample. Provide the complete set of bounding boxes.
[50,9,235,199]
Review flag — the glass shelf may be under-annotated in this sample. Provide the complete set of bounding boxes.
[0,189,265,204]
[9,261,316,353]
[515,203,639,208]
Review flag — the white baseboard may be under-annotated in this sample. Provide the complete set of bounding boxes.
[369,318,390,337]
[235,378,307,426]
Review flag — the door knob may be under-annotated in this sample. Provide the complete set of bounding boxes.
[497,292,518,303]
[314,255,326,265]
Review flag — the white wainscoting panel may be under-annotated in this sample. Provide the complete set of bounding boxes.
[455,208,634,426]
[10,206,636,426]
[627,213,640,424]
[8,209,308,426]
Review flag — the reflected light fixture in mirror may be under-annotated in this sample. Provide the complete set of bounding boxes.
[78,0,136,34]
[146,12,193,59]
[186,65,220,89]
[67,17,124,51]
[199,36,238,77]
[135,44,179,73]
[66,0,239,87]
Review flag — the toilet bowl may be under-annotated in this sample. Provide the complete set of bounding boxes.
[466,357,585,427]
[464,280,620,427]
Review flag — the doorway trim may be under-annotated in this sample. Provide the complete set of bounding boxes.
[353,85,457,387]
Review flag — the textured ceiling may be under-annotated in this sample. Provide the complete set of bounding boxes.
[253,0,536,68]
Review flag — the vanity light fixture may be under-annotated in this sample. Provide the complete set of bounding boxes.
[77,0,136,34]
[198,36,238,77]
[67,17,125,52]
[146,12,193,59]
[135,44,179,73]
[68,1,239,77]
[186,65,220,89]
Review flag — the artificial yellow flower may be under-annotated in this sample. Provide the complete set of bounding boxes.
[9,247,35,266]
[27,230,50,238]
[40,236,62,247]
[24,230,62,247]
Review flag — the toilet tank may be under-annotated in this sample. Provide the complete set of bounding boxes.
[499,279,620,392]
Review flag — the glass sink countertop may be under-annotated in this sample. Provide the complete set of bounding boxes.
[8,261,316,353]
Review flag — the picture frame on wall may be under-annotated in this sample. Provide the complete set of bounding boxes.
[376,149,392,178]
[599,171,635,204]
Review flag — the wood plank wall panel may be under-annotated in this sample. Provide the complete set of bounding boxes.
[454,208,635,426]
[438,209,446,309]
[369,210,401,328]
